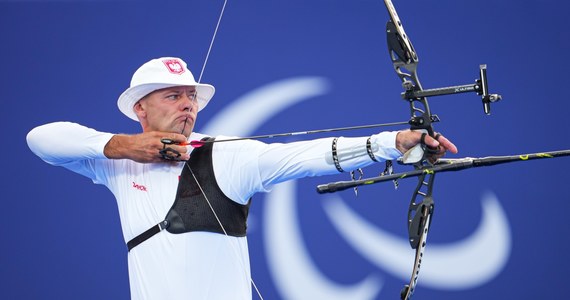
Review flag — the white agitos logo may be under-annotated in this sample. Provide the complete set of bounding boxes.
[202,77,512,299]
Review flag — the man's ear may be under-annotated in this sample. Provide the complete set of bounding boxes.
[133,101,146,119]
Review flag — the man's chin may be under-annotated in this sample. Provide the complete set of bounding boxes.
[174,119,194,136]
[179,126,194,138]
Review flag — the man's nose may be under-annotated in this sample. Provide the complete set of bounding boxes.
[180,94,196,110]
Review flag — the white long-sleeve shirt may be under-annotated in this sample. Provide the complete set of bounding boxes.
[26,121,401,300]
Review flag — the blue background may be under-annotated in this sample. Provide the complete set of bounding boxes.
[2,0,569,299]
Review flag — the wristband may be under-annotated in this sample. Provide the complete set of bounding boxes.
[331,138,344,173]
[366,137,379,162]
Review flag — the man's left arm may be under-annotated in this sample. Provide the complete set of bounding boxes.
[257,131,402,187]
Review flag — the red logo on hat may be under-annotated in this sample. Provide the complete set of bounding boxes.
[162,59,185,75]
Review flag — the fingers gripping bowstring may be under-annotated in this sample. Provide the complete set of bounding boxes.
[195,1,264,299]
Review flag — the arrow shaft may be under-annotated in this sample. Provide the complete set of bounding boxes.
[189,121,410,146]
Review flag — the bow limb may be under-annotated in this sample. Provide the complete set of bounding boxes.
[384,1,437,299]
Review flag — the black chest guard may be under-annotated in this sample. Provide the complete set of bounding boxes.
[165,137,251,236]
[127,137,251,252]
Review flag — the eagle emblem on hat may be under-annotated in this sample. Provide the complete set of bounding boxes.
[162,59,185,75]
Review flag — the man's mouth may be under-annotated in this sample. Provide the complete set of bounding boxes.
[177,115,194,134]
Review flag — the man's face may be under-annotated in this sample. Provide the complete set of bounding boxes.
[135,86,198,137]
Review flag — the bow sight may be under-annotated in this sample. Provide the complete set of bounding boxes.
[400,64,502,115]
[384,0,502,116]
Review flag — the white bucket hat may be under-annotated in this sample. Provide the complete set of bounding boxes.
[117,57,215,121]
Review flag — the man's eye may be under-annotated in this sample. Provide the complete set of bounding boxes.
[166,94,180,100]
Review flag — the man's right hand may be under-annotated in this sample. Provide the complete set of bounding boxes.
[104,132,190,163]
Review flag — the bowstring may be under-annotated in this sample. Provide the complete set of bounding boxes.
[197,0,228,83]
[186,164,264,300]
[194,1,265,299]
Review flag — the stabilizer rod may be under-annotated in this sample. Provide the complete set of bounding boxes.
[317,149,570,194]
